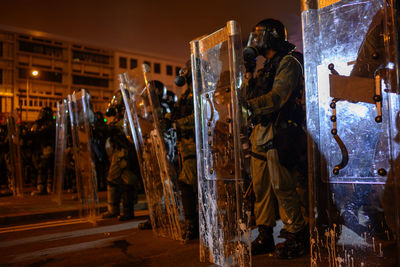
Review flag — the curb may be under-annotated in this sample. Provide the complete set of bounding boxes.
[0,202,148,227]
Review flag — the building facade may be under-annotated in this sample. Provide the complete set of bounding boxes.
[0,28,184,122]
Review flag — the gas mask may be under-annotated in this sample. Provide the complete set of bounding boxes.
[174,67,192,87]
[243,19,288,73]
[243,26,268,63]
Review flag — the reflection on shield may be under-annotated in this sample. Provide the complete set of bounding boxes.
[6,114,24,197]
[191,20,251,266]
[67,89,98,223]
[120,68,186,241]
[52,99,69,205]
[302,0,400,265]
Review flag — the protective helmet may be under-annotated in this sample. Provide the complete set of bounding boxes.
[106,91,124,117]
[174,60,192,87]
[38,107,54,121]
[161,90,177,114]
[244,19,287,60]
[149,80,167,104]
[95,111,105,124]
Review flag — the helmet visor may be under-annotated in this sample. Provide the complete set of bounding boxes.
[246,26,266,49]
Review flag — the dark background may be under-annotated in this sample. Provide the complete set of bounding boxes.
[0,0,303,60]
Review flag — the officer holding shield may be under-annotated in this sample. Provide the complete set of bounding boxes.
[244,18,308,259]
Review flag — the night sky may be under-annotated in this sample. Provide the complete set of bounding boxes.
[0,0,303,61]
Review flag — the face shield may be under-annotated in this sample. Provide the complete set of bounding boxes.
[246,26,267,52]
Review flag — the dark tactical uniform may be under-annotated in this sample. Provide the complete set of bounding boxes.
[21,125,36,186]
[244,19,308,258]
[31,107,56,195]
[92,112,109,191]
[248,51,306,227]
[170,74,198,238]
[103,94,139,220]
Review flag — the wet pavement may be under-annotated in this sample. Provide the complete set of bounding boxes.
[0,189,309,266]
[0,217,310,266]
[0,188,148,226]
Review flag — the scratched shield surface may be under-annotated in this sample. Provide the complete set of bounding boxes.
[67,89,99,224]
[120,69,186,241]
[302,0,400,265]
[191,20,252,266]
[52,99,69,205]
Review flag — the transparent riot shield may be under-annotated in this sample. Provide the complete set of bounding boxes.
[120,71,185,241]
[52,99,68,205]
[301,0,400,265]
[190,20,251,266]
[143,66,187,241]
[67,89,98,223]
[6,114,24,197]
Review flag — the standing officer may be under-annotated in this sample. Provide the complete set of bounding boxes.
[244,18,308,259]
[31,107,56,195]
[171,62,198,239]
[102,92,139,220]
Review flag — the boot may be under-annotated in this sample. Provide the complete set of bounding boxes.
[252,225,275,255]
[119,185,135,221]
[183,218,199,240]
[276,226,309,259]
[138,219,152,230]
[102,183,120,219]
[31,184,47,196]
[179,181,198,240]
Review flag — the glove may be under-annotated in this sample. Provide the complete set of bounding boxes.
[243,47,258,74]
[244,57,256,74]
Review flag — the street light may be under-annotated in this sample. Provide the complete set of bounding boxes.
[25,70,40,121]
[31,70,39,77]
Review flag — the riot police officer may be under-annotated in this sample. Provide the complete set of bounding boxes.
[244,19,308,258]
[31,107,56,195]
[102,92,139,221]
[171,61,198,239]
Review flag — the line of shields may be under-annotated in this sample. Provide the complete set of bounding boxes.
[48,0,400,265]
[184,4,400,265]
[119,21,252,265]
[52,89,99,224]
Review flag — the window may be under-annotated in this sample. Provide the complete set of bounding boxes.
[0,42,3,57]
[18,41,63,57]
[175,66,181,76]
[166,65,173,76]
[130,59,138,69]
[72,75,109,87]
[119,57,127,68]
[72,50,110,64]
[144,61,151,68]
[154,63,161,74]
[0,69,2,84]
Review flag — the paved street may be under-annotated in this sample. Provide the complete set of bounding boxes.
[0,188,309,266]
[0,216,310,266]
